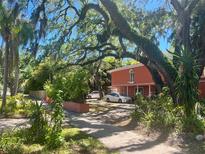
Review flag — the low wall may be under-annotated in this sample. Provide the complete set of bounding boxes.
[63,102,89,113]
[29,90,46,100]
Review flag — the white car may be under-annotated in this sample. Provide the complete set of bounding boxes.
[87,91,100,99]
[104,92,132,103]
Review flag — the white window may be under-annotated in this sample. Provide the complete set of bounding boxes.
[129,69,135,82]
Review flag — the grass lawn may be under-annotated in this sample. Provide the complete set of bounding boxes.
[0,127,118,154]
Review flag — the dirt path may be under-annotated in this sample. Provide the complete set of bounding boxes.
[66,111,183,154]
[0,118,29,132]
[66,100,205,154]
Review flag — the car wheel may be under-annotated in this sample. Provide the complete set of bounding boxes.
[106,98,110,102]
[118,99,122,103]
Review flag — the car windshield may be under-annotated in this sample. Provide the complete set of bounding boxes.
[110,93,119,97]
[110,93,127,97]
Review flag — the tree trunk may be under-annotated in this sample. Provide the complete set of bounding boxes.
[146,66,163,94]
[1,40,9,113]
[12,49,19,95]
[13,58,19,95]
[7,38,20,96]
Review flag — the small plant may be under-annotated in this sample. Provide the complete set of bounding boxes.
[28,101,49,144]
[46,90,64,149]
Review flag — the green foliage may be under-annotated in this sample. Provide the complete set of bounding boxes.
[44,67,90,102]
[28,102,49,144]
[0,127,114,154]
[1,94,34,117]
[46,90,64,149]
[174,49,200,116]
[133,88,205,133]
[182,114,205,133]
[0,130,23,154]
[5,96,17,114]
[24,58,53,93]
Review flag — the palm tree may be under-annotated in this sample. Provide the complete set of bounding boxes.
[8,20,33,96]
[0,4,12,113]
[0,2,33,113]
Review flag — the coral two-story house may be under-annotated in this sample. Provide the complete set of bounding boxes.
[108,63,205,98]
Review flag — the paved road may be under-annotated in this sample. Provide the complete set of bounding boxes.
[67,101,182,154]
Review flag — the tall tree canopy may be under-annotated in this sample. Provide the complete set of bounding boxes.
[29,0,205,104]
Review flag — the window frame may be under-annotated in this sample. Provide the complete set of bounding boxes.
[129,69,135,83]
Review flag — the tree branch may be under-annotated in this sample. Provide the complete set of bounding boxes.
[186,0,200,12]
[171,0,183,13]
[100,0,176,86]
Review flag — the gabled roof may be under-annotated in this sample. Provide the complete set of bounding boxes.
[108,63,144,73]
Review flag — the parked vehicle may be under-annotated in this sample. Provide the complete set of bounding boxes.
[87,91,100,99]
[104,92,132,103]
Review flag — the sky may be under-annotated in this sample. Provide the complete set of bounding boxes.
[134,0,172,51]
[159,36,170,52]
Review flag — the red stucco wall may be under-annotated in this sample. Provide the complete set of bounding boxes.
[111,65,154,86]
[110,65,205,98]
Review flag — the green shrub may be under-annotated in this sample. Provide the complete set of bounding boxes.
[5,96,17,114]
[2,94,34,117]
[182,115,205,134]
[0,130,23,154]
[133,88,205,133]
[24,58,53,93]
[44,67,90,103]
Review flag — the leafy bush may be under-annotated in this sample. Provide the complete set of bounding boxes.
[5,96,17,114]
[133,88,205,133]
[182,114,205,133]
[2,94,33,117]
[44,67,90,103]
[24,58,53,93]
[0,130,23,154]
